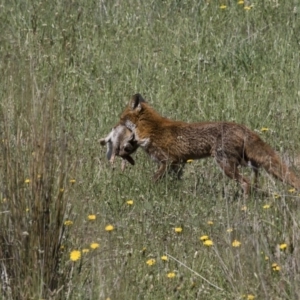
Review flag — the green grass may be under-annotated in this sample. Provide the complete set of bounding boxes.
[1,0,300,299]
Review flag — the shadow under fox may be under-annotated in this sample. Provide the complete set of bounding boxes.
[117,93,300,195]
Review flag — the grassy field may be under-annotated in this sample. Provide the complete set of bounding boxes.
[1,0,300,299]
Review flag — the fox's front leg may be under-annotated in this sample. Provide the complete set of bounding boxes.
[153,162,167,182]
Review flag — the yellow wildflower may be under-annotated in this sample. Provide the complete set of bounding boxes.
[272,263,280,271]
[126,200,134,205]
[241,205,247,211]
[64,220,73,226]
[279,243,287,250]
[288,188,295,193]
[88,214,96,220]
[82,248,90,253]
[70,250,81,261]
[105,224,114,231]
[244,6,251,10]
[203,239,214,246]
[227,228,233,232]
[260,127,269,132]
[232,240,242,247]
[207,220,214,225]
[69,179,76,183]
[174,227,183,233]
[199,235,209,241]
[246,295,255,300]
[161,255,168,261]
[265,256,269,260]
[25,179,31,184]
[146,259,156,266]
[186,159,193,163]
[90,242,100,249]
[263,204,271,209]
[238,0,244,4]
[167,272,176,278]
[220,5,227,9]
[273,193,280,199]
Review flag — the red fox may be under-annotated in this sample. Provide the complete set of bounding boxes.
[100,124,138,171]
[118,93,300,195]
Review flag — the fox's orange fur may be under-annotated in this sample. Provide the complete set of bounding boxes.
[118,93,300,195]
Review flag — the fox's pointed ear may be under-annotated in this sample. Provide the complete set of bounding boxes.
[131,93,145,111]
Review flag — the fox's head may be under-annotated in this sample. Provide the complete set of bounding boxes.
[119,94,147,131]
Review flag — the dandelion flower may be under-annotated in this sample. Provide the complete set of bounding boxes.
[167,272,176,278]
[263,204,271,209]
[69,179,76,183]
[246,295,255,300]
[207,220,214,225]
[232,240,241,247]
[161,255,168,261]
[203,240,214,246]
[279,243,287,250]
[199,235,209,241]
[288,188,295,193]
[88,214,96,220]
[146,259,156,266]
[90,242,100,249]
[238,0,244,4]
[241,205,247,211]
[126,200,134,205]
[105,224,114,231]
[244,6,251,10]
[70,250,81,261]
[25,179,31,184]
[64,220,73,226]
[186,159,193,163]
[82,248,90,253]
[174,227,183,233]
[261,127,269,132]
[272,263,281,271]
[220,5,227,9]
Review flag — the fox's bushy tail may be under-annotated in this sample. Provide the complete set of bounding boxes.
[247,138,300,190]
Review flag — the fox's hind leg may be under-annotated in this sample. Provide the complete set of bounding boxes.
[215,158,251,195]
[213,146,251,195]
